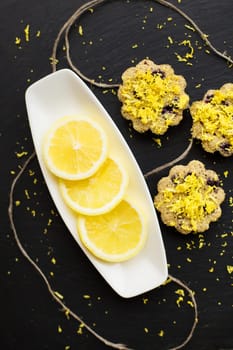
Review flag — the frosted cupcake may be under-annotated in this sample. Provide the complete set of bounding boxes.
[191,83,233,157]
[118,59,189,135]
[154,160,225,234]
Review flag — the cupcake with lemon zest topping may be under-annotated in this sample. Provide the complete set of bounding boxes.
[154,160,225,234]
[118,59,189,135]
[191,83,233,157]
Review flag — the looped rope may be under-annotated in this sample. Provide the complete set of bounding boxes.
[51,0,233,88]
[10,0,233,347]
[8,152,198,350]
[52,0,119,88]
[8,152,128,350]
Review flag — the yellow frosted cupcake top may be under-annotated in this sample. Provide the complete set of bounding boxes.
[191,83,233,156]
[118,59,189,135]
[154,160,225,234]
[159,173,218,231]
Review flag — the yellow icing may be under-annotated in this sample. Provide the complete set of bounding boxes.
[191,88,233,148]
[120,69,188,132]
[157,173,219,232]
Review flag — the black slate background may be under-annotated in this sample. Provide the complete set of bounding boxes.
[1,0,233,349]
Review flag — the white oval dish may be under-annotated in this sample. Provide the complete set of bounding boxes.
[25,68,168,298]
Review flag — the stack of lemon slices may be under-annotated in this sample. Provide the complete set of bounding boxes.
[43,115,147,262]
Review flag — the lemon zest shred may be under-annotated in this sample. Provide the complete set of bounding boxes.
[177,39,194,62]
[191,89,233,150]
[49,56,59,66]
[158,329,164,337]
[24,189,30,199]
[77,323,84,334]
[24,24,30,42]
[176,296,184,307]
[187,300,194,307]
[16,151,28,158]
[168,36,173,44]
[184,24,195,32]
[157,173,219,232]
[54,291,64,300]
[120,69,188,134]
[51,257,56,264]
[175,289,185,297]
[78,25,83,35]
[83,294,91,299]
[15,37,21,45]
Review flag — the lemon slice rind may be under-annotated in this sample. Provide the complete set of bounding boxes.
[43,116,108,180]
[77,200,147,263]
[59,157,129,216]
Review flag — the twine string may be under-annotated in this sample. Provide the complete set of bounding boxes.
[51,0,233,88]
[8,152,198,350]
[10,0,233,347]
[144,138,193,179]
[168,274,198,350]
[51,0,118,88]
[8,152,129,350]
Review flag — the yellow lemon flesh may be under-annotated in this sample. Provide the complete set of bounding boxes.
[59,158,128,215]
[77,200,147,262]
[43,116,107,180]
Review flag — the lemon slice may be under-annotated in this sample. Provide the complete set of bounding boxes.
[77,200,147,262]
[43,116,108,180]
[59,157,128,215]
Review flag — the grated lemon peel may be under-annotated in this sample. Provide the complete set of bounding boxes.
[157,173,220,232]
[120,69,188,130]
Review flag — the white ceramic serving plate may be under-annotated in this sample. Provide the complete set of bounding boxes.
[25,69,168,298]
